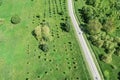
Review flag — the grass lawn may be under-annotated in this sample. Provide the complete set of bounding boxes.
[0,0,90,80]
[74,0,120,80]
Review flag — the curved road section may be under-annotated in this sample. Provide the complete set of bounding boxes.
[68,0,102,80]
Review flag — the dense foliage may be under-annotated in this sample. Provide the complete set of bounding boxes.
[76,0,120,63]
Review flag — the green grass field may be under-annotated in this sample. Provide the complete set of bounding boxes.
[74,0,120,80]
[0,0,90,80]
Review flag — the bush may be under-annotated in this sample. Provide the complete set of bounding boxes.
[39,44,49,52]
[11,15,21,24]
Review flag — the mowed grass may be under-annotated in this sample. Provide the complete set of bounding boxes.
[0,0,91,80]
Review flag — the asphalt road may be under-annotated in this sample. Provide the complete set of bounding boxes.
[68,0,102,80]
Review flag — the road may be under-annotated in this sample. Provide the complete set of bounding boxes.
[68,0,102,80]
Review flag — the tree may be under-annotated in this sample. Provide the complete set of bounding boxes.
[114,1,120,10]
[93,39,104,48]
[87,19,102,34]
[85,0,96,7]
[39,44,49,52]
[60,22,70,32]
[42,25,50,38]
[88,35,98,42]
[100,54,112,63]
[80,6,94,23]
[102,17,116,33]
[34,26,42,41]
[11,15,21,24]
[115,47,120,56]
[33,24,52,44]
[100,32,107,40]
[58,11,64,15]
[118,72,120,80]
[102,40,116,54]
[114,37,120,43]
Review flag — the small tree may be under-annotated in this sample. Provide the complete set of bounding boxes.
[115,47,120,56]
[101,54,112,63]
[87,19,102,34]
[103,41,116,53]
[11,15,21,24]
[102,17,116,33]
[118,72,120,80]
[41,25,52,42]
[60,23,70,32]
[34,26,42,41]
[114,37,120,43]
[85,0,96,7]
[93,39,104,48]
[39,44,49,52]
[58,11,64,15]
[80,6,94,23]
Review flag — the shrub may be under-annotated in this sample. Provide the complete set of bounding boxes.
[11,15,21,24]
